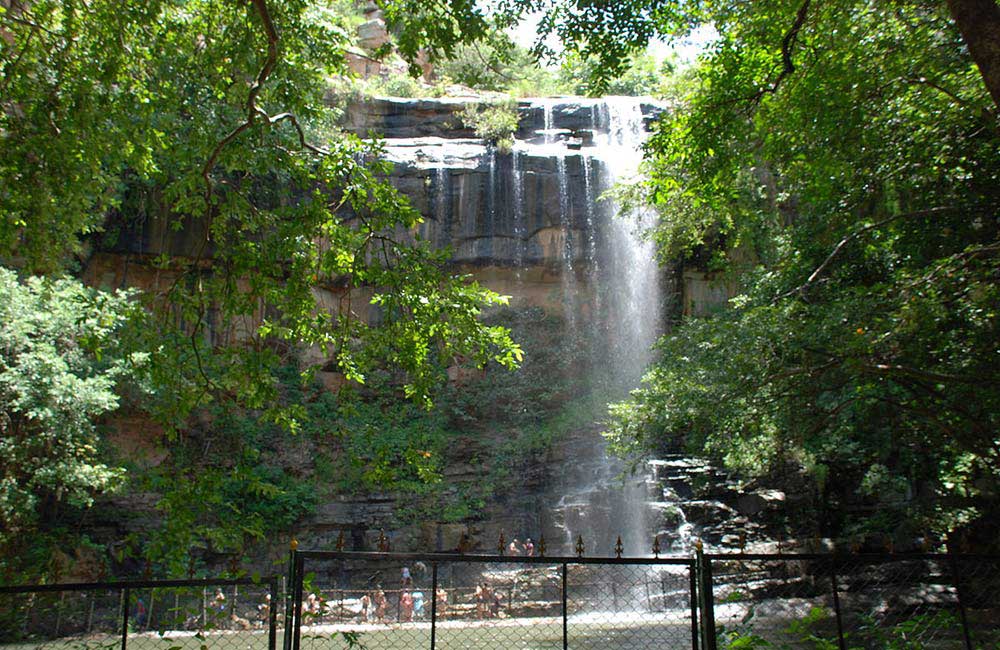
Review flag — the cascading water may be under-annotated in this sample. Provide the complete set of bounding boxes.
[557,97,662,557]
[598,97,662,387]
[376,97,777,560]
[556,153,577,329]
[512,96,667,558]
[512,147,526,282]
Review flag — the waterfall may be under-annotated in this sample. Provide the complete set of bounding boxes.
[543,97,665,557]
[582,154,601,321]
[542,99,555,144]
[589,97,662,556]
[598,97,661,386]
[512,147,526,284]
[557,153,577,329]
[434,147,449,245]
[355,95,781,561]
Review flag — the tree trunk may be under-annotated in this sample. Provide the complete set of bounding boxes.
[946,0,1000,111]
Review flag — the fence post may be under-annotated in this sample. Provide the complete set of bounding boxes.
[829,560,846,650]
[55,591,64,637]
[120,587,130,650]
[561,563,568,650]
[430,562,438,650]
[689,563,699,650]
[87,593,95,634]
[283,543,297,650]
[697,547,717,650]
[269,576,279,650]
[948,554,974,650]
[292,553,305,650]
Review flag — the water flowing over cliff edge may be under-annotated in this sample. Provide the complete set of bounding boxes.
[84,95,798,563]
[335,95,792,556]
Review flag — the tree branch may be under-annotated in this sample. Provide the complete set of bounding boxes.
[776,206,957,302]
[201,0,279,218]
[747,0,811,106]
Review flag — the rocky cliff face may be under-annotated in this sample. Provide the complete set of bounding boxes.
[80,95,753,568]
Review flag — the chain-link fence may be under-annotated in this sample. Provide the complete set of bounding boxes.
[0,578,279,650]
[287,550,999,650]
[6,552,995,650]
[287,551,697,650]
[702,552,1000,650]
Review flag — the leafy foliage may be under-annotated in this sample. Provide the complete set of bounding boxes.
[559,50,676,97]
[0,0,520,420]
[0,269,144,554]
[0,0,526,576]
[436,39,563,96]
[593,1,1000,541]
[460,99,520,153]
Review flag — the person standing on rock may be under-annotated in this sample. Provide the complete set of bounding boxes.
[360,592,370,623]
[401,566,412,587]
[374,587,387,623]
[524,538,535,557]
[212,589,226,615]
[400,590,414,622]
[508,538,521,556]
[474,583,486,619]
[413,591,424,619]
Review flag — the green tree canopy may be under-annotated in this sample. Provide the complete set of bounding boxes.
[0,0,520,419]
[0,0,521,573]
[595,0,999,542]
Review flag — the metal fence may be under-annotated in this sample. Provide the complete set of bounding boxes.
[285,549,1000,650]
[0,577,280,650]
[701,552,1000,650]
[3,551,997,650]
[286,550,698,650]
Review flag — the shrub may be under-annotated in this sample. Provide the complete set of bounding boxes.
[460,99,520,153]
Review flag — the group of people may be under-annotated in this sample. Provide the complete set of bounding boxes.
[358,587,440,623]
[359,587,389,623]
[474,582,502,619]
[355,566,455,624]
[506,537,535,556]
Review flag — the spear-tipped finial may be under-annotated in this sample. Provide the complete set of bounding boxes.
[615,536,624,559]
[377,529,389,553]
[575,535,585,558]
[335,531,346,552]
[776,538,783,555]
[885,537,894,554]
[652,535,661,558]
[538,536,547,557]
[850,538,862,554]
[187,557,195,579]
[738,531,747,552]
[694,538,703,554]
[229,556,239,575]
[143,560,152,580]
[498,531,506,556]
[290,538,299,552]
